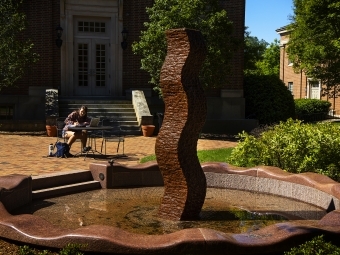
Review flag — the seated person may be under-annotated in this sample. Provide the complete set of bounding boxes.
[63,105,92,155]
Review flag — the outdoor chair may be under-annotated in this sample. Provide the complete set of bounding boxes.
[101,118,125,156]
[87,118,103,152]
[55,117,67,144]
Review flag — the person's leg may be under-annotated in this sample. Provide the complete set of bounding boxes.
[64,131,77,147]
[81,130,87,149]
[62,131,78,157]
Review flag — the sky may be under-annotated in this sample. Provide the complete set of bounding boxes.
[245,0,294,43]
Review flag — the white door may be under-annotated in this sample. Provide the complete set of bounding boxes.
[309,81,320,99]
[74,38,110,96]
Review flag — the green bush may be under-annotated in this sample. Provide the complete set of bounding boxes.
[18,243,84,255]
[295,99,331,115]
[244,73,295,125]
[284,235,340,255]
[229,119,340,181]
[295,99,331,122]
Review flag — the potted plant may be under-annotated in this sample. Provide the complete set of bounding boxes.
[141,125,155,137]
[45,117,57,137]
[45,89,59,137]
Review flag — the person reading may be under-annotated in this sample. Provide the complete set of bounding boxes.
[62,105,92,156]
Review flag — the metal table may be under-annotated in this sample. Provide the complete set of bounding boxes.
[67,126,113,160]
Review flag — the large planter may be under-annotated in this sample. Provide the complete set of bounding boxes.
[46,125,57,137]
[141,125,155,137]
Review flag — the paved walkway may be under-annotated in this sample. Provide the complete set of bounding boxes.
[0,133,238,177]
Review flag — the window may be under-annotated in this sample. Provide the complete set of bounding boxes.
[96,44,106,87]
[0,105,14,120]
[78,21,106,33]
[288,82,294,96]
[78,44,88,87]
[288,58,293,66]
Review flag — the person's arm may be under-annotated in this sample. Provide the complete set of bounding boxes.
[64,112,77,125]
[85,116,91,125]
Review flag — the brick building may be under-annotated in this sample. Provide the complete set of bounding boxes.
[0,0,257,133]
[277,25,340,116]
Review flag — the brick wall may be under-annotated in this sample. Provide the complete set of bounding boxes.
[279,32,340,115]
[2,0,244,97]
[122,0,154,96]
[123,0,245,97]
[0,0,61,95]
[220,0,245,91]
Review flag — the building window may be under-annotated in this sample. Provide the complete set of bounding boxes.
[0,105,14,120]
[78,21,106,33]
[288,58,293,66]
[288,82,294,96]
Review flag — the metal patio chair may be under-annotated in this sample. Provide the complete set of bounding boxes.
[101,118,125,156]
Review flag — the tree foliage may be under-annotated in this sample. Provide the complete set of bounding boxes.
[0,0,39,91]
[244,29,268,73]
[287,0,340,92]
[254,39,280,75]
[244,30,279,76]
[244,73,295,124]
[132,0,239,95]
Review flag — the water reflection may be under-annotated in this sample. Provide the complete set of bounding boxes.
[13,187,326,235]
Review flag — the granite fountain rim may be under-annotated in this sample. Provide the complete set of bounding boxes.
[0,161,339,254]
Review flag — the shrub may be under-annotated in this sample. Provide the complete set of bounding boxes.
[18,243,84,255]
[284,235,340,255]
[244,73,295,125]
[295,99,331,122]
[229,119,340,181]
[59,244,84,255]
[295,98,331,115]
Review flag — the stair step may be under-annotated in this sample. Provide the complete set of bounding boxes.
[32,180,101,200]
[60,103,134,108]
[32,170,94,191]
[58,97,142,136]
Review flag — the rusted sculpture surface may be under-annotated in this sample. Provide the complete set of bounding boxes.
[155,28,207,220]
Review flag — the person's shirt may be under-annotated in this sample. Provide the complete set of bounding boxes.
[63,111,91,130]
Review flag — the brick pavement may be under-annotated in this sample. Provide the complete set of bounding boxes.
[0,134,238,177]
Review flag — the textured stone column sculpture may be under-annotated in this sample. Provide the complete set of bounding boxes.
[155,28,207,220]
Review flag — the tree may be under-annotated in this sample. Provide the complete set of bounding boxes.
[255,39,280,76]
[0,0,39,91]
[244,28,280,76]
[244,73,295,124]
[244,29,268,73]
[132,0,239,95]
[287,0,340,97]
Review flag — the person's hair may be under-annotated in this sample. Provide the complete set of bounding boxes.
[78,105,88,118]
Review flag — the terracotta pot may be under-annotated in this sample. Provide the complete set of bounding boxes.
[46,125,57,137]
[141,125,155,137]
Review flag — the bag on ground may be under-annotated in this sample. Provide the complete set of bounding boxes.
[53,142,70,158]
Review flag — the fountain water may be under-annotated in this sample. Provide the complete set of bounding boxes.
[0,29,340,254]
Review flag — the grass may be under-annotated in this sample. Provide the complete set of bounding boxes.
[140,147,234,164]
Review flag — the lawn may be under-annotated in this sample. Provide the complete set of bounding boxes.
[140,147,234,163]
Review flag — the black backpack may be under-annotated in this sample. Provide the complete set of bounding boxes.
[53,142,70,158]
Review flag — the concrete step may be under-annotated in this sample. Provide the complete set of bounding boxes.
[31,170,101,200]
[32,181,101,200]
[58,98,141,136]
[59,103,135,108]
[58,97,131,104]
[32,170,94,190]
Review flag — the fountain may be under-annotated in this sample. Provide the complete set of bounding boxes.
[0,28,340,254]
[156,28,207,221]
